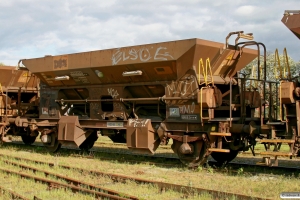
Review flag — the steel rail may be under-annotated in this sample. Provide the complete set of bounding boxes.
[0,185,30,200]
[7,142,177,166]
[3,159,138,200]
[0,154,270,200]
[0,167,132,200]
[9,141,178,158]
[6,142,300,171]
[2,148,299,179]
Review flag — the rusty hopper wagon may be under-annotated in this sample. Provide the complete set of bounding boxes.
[16,32,259,167]
[0,66,39,143]
[2,24,299,167]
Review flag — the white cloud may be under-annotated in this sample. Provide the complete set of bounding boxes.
[0,0,299,65]
[235,5,256,16]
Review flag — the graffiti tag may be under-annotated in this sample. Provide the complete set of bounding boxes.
[108,88,119,99]
[179,102,195,114]
[112,46,173,65]
[166,75,197,96]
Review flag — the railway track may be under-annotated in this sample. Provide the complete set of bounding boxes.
[10,141,181,166]
[6,141,300,176]
[0,157,138,200]
[0,153,270,200]
[0,185,30,200]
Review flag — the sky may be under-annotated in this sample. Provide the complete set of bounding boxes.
[0,0,299,66]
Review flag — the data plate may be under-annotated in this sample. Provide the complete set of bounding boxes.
[107,122,124,127]
[181,115,197,120]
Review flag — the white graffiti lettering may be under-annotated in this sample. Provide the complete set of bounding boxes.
[139,48,151,62]
[111,49,122,65]
[179,102,195,114]
[129,49,138,60]
[111,46,174,65]
[166,75,196,96]
[108,88,119,99]
[154,47,173,60]
[129,119,148,127]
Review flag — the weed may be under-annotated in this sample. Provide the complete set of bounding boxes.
[1,141,300,199]
[36,147,42,151]
[196,166,203,172]
[237,167,244,175]
[207,167,214,174]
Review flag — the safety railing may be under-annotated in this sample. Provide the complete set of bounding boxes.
[198,58,214,86]
[274,48,291,122]
[198,58,215,125]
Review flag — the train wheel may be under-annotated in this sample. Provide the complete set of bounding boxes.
[172,139,207,168]
[21,135,36,145]
[43,133,61,153]
[79,132,98,151]
[211,149,239,165]
[46,138,61,153]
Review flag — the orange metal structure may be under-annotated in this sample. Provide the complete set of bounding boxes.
[0,10,299,167]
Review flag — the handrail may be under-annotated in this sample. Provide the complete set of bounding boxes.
[249,65,255,89]
[55,96,195,103]
[283,48,291,80]
[198,58,204,84]
[200,87,208,126]
[279,81,285,122]
[198,58,214,86]
[274,49,283,79]
[249,65,261,89]
[205,58,214,86]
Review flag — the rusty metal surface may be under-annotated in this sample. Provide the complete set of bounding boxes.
[4,159,138,200]
[15,35,258,166]
[282,10,300,39]
[0,185,30,200]
[58,116,86,146]
[126,118,160,154]
[0,65,38,91]
[0,166,133,200]
[0,168,132,200]
[20,38,257,87]
[0,66,39,118]
[1,153,270,200]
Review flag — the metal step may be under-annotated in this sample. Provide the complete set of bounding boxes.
[259,139,294,144]
[208,148,230,153]
[210,132,231,137]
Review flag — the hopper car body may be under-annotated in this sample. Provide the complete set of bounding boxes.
[0,10,299,167]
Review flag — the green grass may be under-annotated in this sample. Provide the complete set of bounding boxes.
[1,144,299,199]
[0,171,96,200]
[2,137,300,199]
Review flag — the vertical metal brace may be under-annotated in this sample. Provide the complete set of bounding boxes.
[183,135,188,144]
[229,78,232,127]
[290,127,296,156]
[217,137,222,149]
[18,87,21,116]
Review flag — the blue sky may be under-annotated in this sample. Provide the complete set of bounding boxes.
[0,0,299,66]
